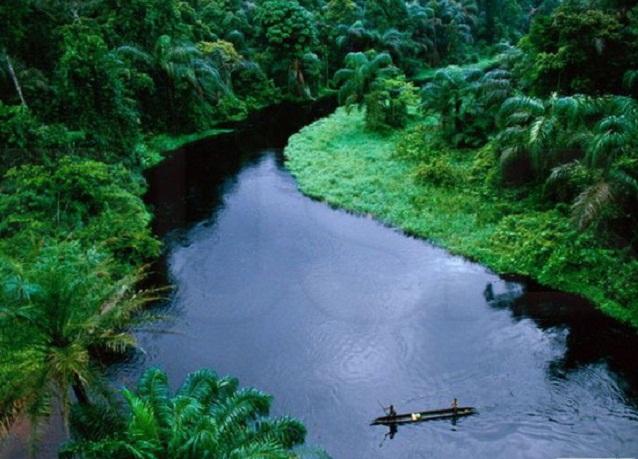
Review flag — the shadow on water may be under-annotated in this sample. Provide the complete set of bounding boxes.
[141,98,337,292]
[144,98,336,239]
[379,415,464,444]
[485,279,638,402]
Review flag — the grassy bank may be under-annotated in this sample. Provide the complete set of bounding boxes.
[285,108,638,328]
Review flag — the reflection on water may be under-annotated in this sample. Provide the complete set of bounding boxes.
[125,148,638,458]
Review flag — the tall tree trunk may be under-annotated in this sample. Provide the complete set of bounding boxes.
[294,58,306,97]
[3,50,28,108]
[72,374,90,406]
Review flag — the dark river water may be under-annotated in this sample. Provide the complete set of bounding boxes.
[3,103,638,458]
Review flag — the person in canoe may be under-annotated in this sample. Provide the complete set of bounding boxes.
[452,398,458,413]
[382,407,398,442]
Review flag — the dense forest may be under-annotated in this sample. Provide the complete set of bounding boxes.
[1,0,637,457]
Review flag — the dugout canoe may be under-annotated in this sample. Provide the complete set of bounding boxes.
[371,407,477,426]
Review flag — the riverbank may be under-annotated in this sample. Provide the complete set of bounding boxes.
[137,95,337,168]
[284,108,638,329]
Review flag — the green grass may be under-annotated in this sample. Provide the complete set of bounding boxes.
[149,128,235,152]
[285,108,638,329]
[135,127,235,168]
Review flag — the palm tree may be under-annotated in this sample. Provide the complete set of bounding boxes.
[499,93,638,232]
[496,94,592,178]
[115,36,227,123]
[153,36,226,103]
[334,51,396,110]
[376,28,413,67]
[421,67,472,133]
[624,69,638,95]
[569,98,638,229]
[428,0,478,59]
[421,65,510,146]
[0,242,160,436]
[405,1,437,63]
[60,368,307,458]
[335,20,378,54]
[478,69,513,108]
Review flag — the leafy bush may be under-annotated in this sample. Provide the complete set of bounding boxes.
[55,24,141,158]
[0,102,84,172]
[0,157,160,267]
[415,157,462,187]
[364,75,417,131]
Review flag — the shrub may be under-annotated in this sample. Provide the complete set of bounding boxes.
[364,75,417,131]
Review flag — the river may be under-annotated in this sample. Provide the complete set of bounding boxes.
[135,103,638,458]
[3,102,638,458]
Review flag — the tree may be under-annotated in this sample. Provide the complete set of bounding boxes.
[0,157,161,266]
[405,1,437,63]
[0,103,83,172]
[475,0,526,43]
[422,65,512,147]
[99,0,187,49]
[364,74,418,131]
[0,242,159,437]
[197,40,243,86]
[518,5,636,95]
[0,50,28,107]
[562,98,638,231]
[364,0,409,31]
[255,0,318,95]
[117,35,227,131]
[60,367,307,458]
[334,51,396,109]
[497,93,638,241]
[325,0,358,25]
[335,20,377,54]
[55,24,140,158]
[495,94,590,180]
[428,0,479,62]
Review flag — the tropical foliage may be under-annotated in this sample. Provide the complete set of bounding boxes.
[60,368,306,458]
[0,241,160,440]
[365,75,418,130]
[421,64,513,146]
[334,51,397,109]
[517,3,638,96]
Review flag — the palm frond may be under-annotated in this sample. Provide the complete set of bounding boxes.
[254,417,306,449]
[136,368,172,436]
[572,181,614,229]
[499,96,544,122]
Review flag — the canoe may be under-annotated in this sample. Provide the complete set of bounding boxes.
[371,407,477,426]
